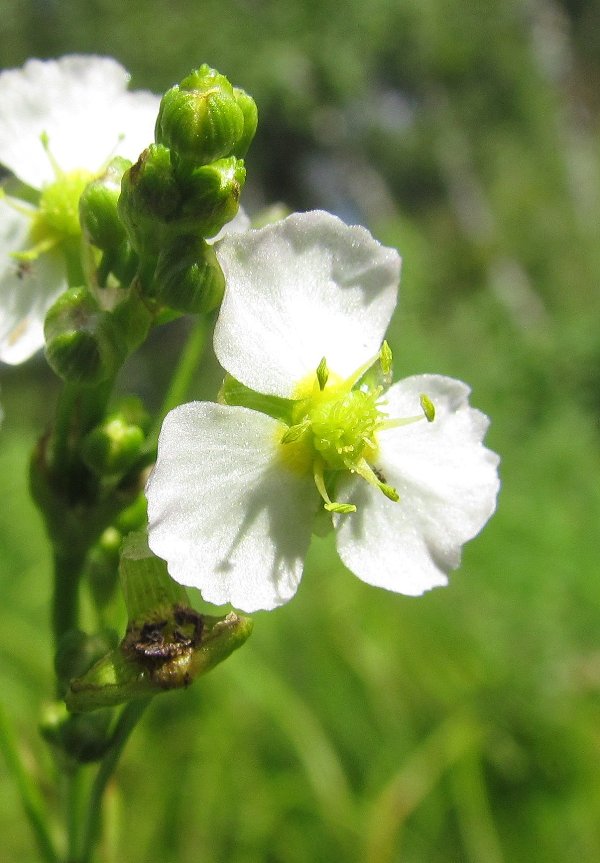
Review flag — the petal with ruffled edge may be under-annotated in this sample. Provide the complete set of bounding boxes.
[0,202,66,364]
[146,403,318,611]
[0,56,159,189]
[214,210,400,398]
[334,375,500,595]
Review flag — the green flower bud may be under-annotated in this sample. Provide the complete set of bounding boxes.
[155,64,247,167]
[40,701,113,764]
[44,287,124,385]
[118,144,181,254]
[153,235,225,314]
[178,156,246,238]
[81,414,146,477]
[79,156,131,250]
[232,87,258,157]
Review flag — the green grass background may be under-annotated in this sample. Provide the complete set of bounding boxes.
[2,0,600,860]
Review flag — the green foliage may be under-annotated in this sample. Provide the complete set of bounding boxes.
[2,0,600,860]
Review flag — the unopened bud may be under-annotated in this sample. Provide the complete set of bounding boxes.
[178,156,246,238]
[81,414,146,477]
[155,65,252,167]
[118,144,180,254]
[79,156,131,250]
[44,287,123,385]
[153,235,225,314]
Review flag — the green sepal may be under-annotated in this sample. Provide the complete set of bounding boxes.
[220,374,295,424]
[153,235,225,314]
[155,64,247,167]
[79,156,131,250]
[65,532,253,712]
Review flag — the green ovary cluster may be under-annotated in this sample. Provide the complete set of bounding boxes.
[307,388,380,471]
[31,170,93,247]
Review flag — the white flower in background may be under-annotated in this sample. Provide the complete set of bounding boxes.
[0,55,159,364]
[146,210,500,612]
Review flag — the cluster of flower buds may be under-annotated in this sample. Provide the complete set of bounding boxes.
[44,65,257,387]
[119,64,257,313]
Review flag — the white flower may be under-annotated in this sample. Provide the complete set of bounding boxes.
[0,55,159,364]
[146,210,500,612]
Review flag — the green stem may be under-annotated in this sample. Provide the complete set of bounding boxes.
[0,703,60,863]
[66,768,87,863]
[78,699,151,863]
[52,546,87,654]
[147,316,208,449]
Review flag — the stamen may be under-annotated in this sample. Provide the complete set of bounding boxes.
[354,458,399,502]
[281,418,311,444]
[313,458,356,514]
[0,189,37,219]
[12,236,59,262]
[316,357,329,391]
[40,131,64,179]
[420,393,435,422]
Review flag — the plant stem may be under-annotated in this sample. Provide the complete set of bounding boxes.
[0,703,60,863]
[147,316,208,449]
[52,546,87,653]
[78,699,151,863]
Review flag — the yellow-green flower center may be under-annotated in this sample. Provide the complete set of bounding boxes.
[30,170,93,249]
[278,346,416,514]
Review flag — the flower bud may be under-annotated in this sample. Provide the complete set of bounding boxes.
[153,235,225,314]
[81,414,146,477]
[178,156,246,238]
[118,144,180,254]
[79,156,131,250]
[40,701,114,763]
[155,64,248,167]
[44,287,123,385]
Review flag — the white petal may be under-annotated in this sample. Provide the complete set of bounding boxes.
[146,403,318,611]
[0,56,159,188]
[0,202,66,364]
[214,210,400,397]
[334,375,500,595]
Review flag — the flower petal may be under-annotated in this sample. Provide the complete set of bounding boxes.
[146,403,318,611]
[0,202,66,364]
[0,56,159,188]
[334,375,500,595]
[214,210,400,397]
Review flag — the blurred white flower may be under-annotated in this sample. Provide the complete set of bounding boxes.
[0,55,159,364]
[146,210,500,611]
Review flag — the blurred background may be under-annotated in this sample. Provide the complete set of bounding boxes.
[1,0,600,860]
